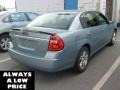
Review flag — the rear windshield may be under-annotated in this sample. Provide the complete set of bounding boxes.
[27,13,75,30]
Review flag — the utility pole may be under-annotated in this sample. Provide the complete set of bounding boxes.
[105,0,113,20]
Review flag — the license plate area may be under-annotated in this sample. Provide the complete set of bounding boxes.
[18,38,38,49]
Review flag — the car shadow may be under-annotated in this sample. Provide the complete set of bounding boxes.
[9,45,114,84]
[34,46,114,82]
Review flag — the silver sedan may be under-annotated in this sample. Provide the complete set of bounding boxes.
[9,11,117,73]
[0,11,39,52]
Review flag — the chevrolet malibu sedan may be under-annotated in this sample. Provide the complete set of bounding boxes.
[0,11,39,52]
[8,11,117,73]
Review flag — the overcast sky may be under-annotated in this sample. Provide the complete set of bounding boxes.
[0,0,15,9]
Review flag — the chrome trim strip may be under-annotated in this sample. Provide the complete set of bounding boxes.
[14,35,49,41]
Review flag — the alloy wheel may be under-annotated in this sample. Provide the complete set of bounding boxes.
[79,49,89,70]
[0,37,9,50]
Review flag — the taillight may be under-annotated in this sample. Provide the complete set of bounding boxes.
[48,34,64,51]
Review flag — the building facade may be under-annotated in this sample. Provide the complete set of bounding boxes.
[15,0,120,23]
[15,0,100,13]
[16,0,64,13]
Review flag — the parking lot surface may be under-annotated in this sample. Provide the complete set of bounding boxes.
[0,29,120,90]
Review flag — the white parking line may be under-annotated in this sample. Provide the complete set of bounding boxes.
[93,56,120,90]
[0,58,11,63]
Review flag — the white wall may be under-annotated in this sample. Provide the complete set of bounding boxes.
[16,0,64,13]
[99,0,106,15]
[78,0,98,11]
[16,0,120,23]
[16,0,99,13]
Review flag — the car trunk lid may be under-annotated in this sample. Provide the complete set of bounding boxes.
[11,27,66,58]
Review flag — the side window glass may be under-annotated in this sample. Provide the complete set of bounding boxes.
[94,12,108,25]
[99,14,109,24]
[26,12,38,21]
[10,13,27,22]
[2,15,12,23]
[80,12,96,28]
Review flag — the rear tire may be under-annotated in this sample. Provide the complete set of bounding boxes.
[0,34,9,52]
[108,31,116,46]
[74,46,90,73]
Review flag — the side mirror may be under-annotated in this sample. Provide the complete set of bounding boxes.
[117,23,120,27]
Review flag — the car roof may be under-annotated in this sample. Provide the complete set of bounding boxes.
[0,11,39,14]
[44,10,100,15]
[0,10,100,15]
[0,11,11,14]
[48,10,79,14]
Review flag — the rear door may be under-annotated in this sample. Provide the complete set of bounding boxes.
[80,12,105,52]
[93,12,110,44]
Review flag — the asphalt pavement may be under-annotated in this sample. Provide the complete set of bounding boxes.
[0,29,120,90]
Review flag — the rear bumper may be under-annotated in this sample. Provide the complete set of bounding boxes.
[8,49,71,72]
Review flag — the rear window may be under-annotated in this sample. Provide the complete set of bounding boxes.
[27,13,75,30]
[26,12,39,21]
